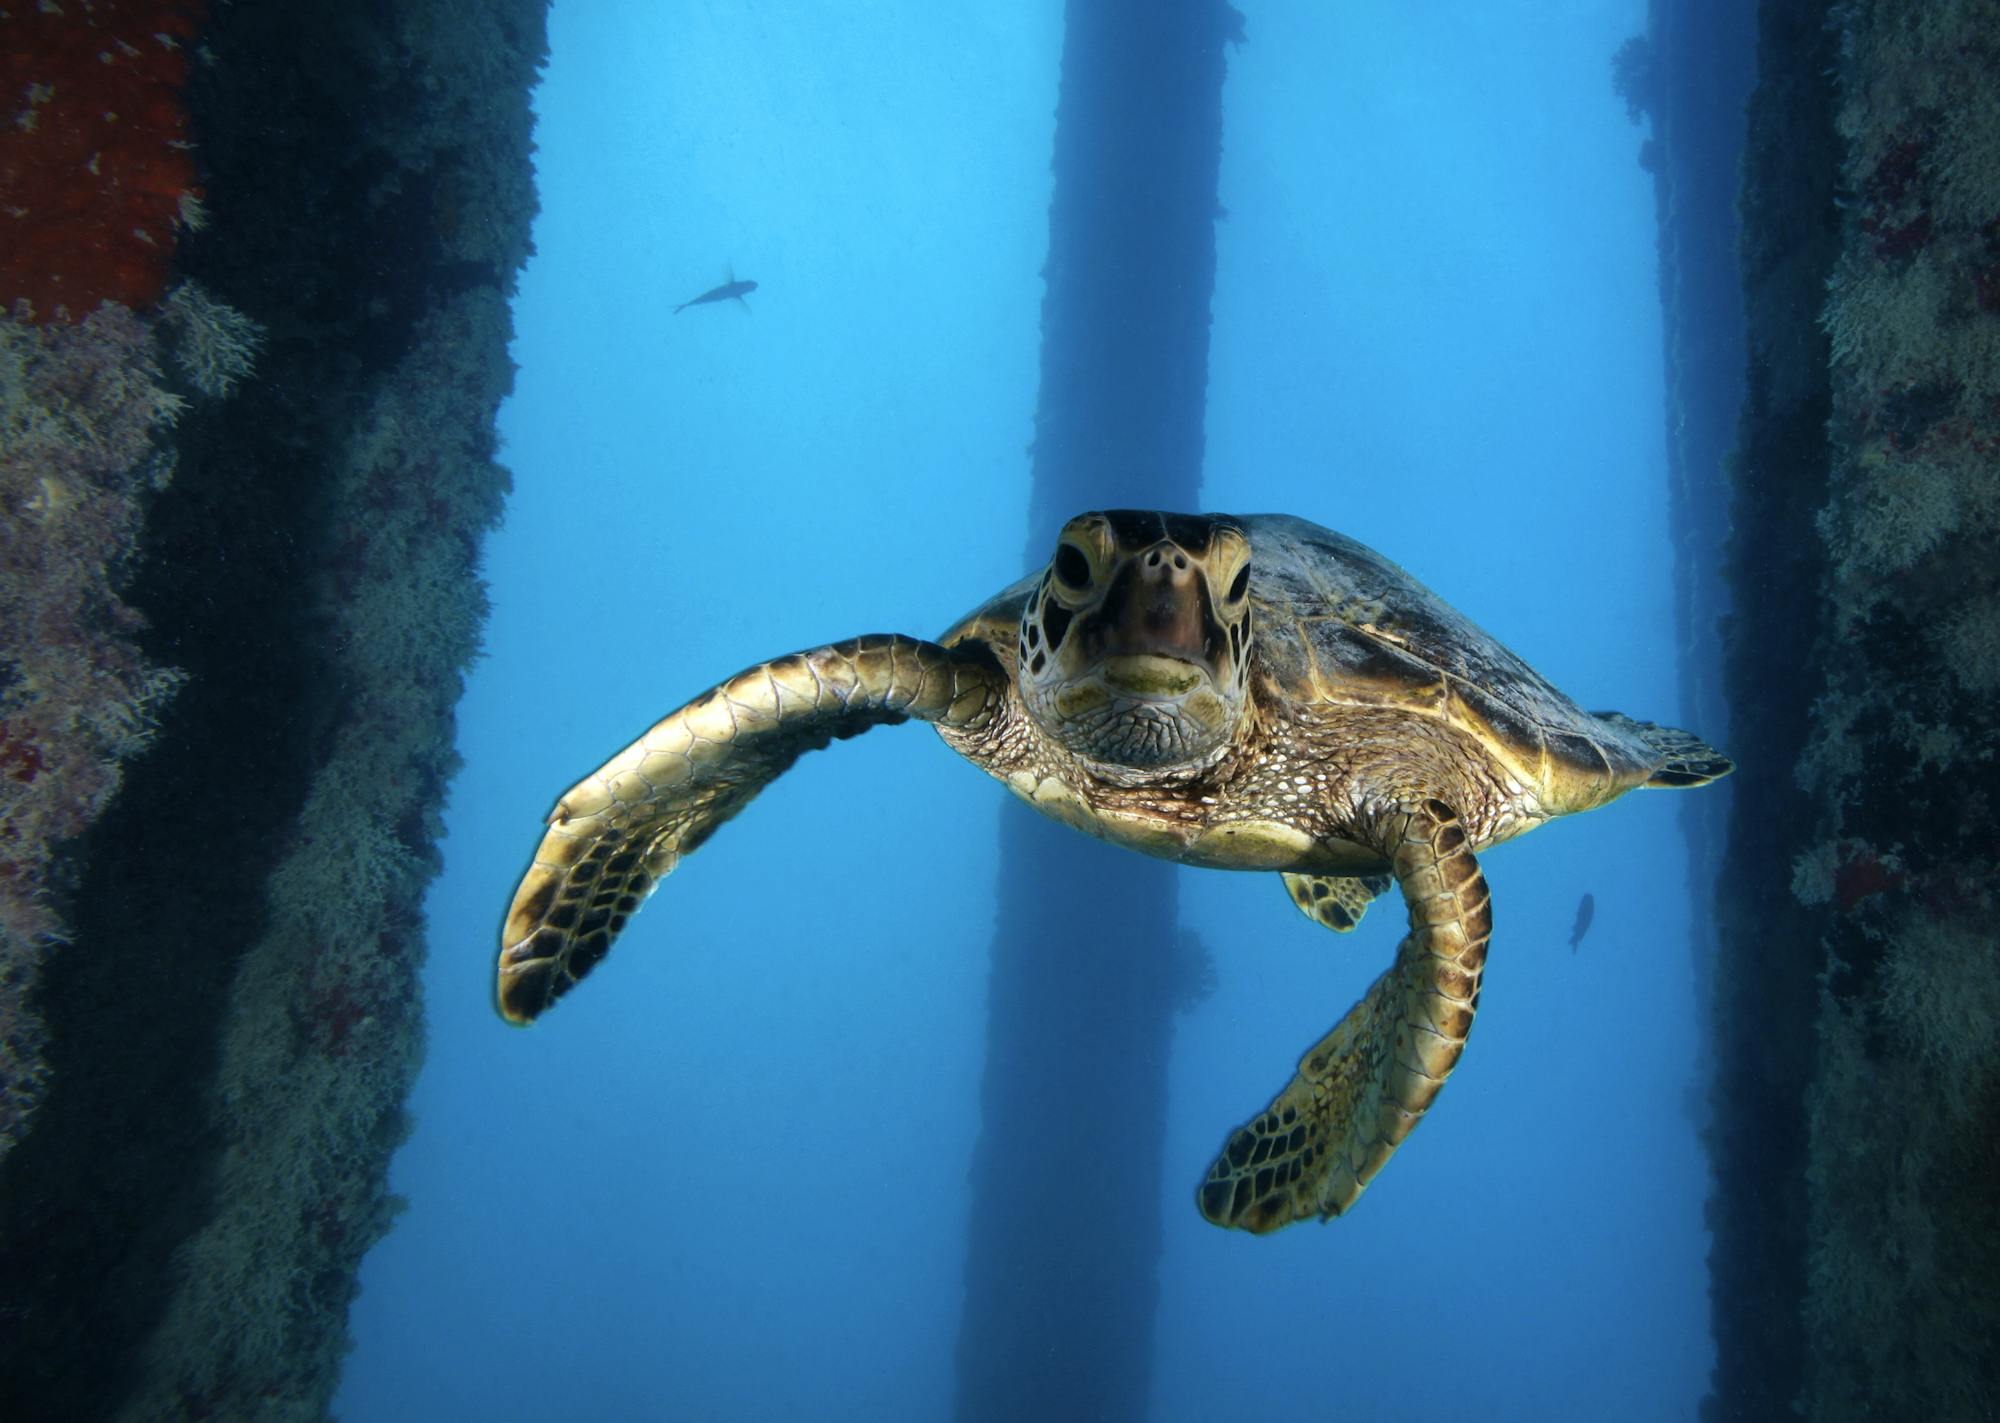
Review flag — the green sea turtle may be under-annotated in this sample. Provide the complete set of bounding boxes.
[497,511,1731,1233]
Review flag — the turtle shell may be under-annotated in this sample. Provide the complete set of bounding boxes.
[941,514,1660,813]
[1236,515,1656,802]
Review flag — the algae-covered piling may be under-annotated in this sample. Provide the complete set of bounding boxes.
[0,4,547,1419]
[1706,1,2000,1417]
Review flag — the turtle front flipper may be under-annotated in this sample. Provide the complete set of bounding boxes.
[1200,800,1490,1232]
[496,634,1007,1024]
[1281,872,1392,933]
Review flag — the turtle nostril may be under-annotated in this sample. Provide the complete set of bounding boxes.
[1142,544,1190,579]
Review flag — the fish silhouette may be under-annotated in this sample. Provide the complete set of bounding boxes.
[674,275,757,314]
[1569,892,1595,951]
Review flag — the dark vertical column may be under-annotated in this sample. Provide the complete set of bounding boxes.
[1637,0,1756,1116]
[954,4,1238,1421]
[1732,0,2000,1413]
[0,5,544,1418]
[1643,0,1755,752]
[1702,1,1839,1418]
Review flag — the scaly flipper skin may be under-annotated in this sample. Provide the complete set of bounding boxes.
[1200,800,1491,1232]
[1282,872,1392,933]
[496,634,1007,1024]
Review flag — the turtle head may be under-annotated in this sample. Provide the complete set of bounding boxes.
[1016,511,1254,773]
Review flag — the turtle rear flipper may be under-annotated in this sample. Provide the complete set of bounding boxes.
[495,635,1007,1025]
[1596,711,1735,788]
[1281,872,1392,933]
[1200,801,1489,1232]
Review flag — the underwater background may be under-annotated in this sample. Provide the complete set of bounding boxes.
[345,3,1708,1418]
[2,0,1995,1420]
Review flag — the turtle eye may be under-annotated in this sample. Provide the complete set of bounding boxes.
[1226,563,1250,604]
[1053,542,1091,592]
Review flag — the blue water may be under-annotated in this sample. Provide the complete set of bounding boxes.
[339,2,1707,1418]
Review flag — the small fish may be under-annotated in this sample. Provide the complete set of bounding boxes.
[1569,892,1595,952]
[674,276,757,314]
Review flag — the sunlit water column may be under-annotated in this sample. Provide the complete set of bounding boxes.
[953,3,1239,1420]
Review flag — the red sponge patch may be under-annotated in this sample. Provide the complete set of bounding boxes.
[1,1,209,322]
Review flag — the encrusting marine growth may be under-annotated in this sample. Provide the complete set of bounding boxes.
[0,2,249,1161]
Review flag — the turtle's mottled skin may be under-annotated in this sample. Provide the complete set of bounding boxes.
[497,511,1731,1232]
